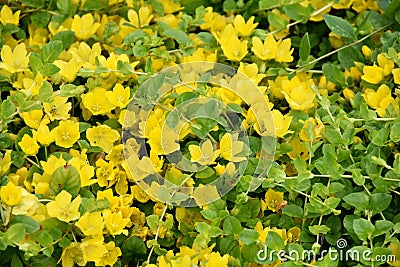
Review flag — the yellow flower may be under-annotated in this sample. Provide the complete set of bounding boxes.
[287,227,301,243]
[99,241,122,266]
[18,134,40,156]
[104,211,130,236]
[220,25,248,62]
[287,137,309,160]
[0,43,29,73]
[36,122,56,146]
[299,117,325,142]
[46,190,82,222]
[189,140,220,165]
[76,212,104,236]
[53,59,82,82]
[71,14,100,40]
[106,83,131,108]
[272,110,293,138]
[232,15,258,36]
[281,76,316,111]
[252,36,277,61]
[192,185,220,207]
[220,133,247,162]
[55,120,80,148]
[86,125,120,154]
[265,188,286,213]
[131,184,150,203]
[205,252,229,267]
[377,54,394,76]
[69,42,101,69]
[0,182,22,206]
[118,109,137,127]
[0,5,20,25]
[43,96,72,121]
[363,84,398,117]
[343,88,355,100]
[388,242,400,266]
[81,88,114,115]
[80,236,108,266]
[127,6,153,28]
[252,35,293,62]
[20,110,48,129]
[392,68,400,84]
[238,62,266,85]
[159,0,181,13]
[362,45,372,59]
[61,242,86,267]
[362,64,384,84]
[0,150,12,177]
[147,127,180,155]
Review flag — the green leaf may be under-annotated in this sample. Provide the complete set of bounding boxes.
[299,32,311,61]
[11,254,23,267]
[266,231,285,250]
[343,192,369,211]
[1,98,16,121]
[323,14,355,39]
[322,63,345,87]
[52,31,75,50]
[309,225,331,235]
[38,81,53,103]
[60,84,85,97]
[369,193,392,213]
[238,229,259,245]
[283,3,314,22]
[40,63,60,76]
[390,122,400,142]
[49,165,81,198]
[259,0,280,10]
[121,236,147,262]
[163,29,190,45]
[30,12,50,28]
[146,214,159,231]
[372,220,393,237]
[353,218,375,241]
[40,41,63,64]
[20,0,44,8]
[82,0,109,11]
[282,204,304,217]
[10,215,40,233]
[223,216,243,235]
[5,223,26,244]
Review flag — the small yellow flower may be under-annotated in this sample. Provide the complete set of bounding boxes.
[86,125,120,154]
[252,35,277,61]
[127,6,153,28]
[18,134,40,156]
[219,132,246,162]
[99,241,122,266]
[147,127,180,155]
[80,236,108,266]
[377,54,394,76]
[392,68,400,84]
[287,227,301,243]
[281,76,315,111]
[81,88,114,115]
[46,190,82,222]
[238,62,266,85]
[43,96,72,121]
[189,140,220,166]
[76,212,104,236]
[106,83,131,108]
[362,45,372,59]
[131,184,150,203]
[220,25,248,62]
[388,242,400,267]
[0,150,12,177]
[20,110,48,129]
[343,88,355,100]
[205,252,229,267]
[55,120,80,148]
[272,109,293,138]
[299,117,325,142]
[71,14,100,40]
[287,137,309,160]
[61,242,86,267]
[0,43,29,73]
[362,64,384,84]
[363,84,398,117]
[36,122,56,146]
[0,5,20,25]
[0,182,22,206]
[265,188,286,212]
[232,15,258,36]
[104,211,130,236]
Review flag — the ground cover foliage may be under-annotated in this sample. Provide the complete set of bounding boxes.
[1,0,400,266]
